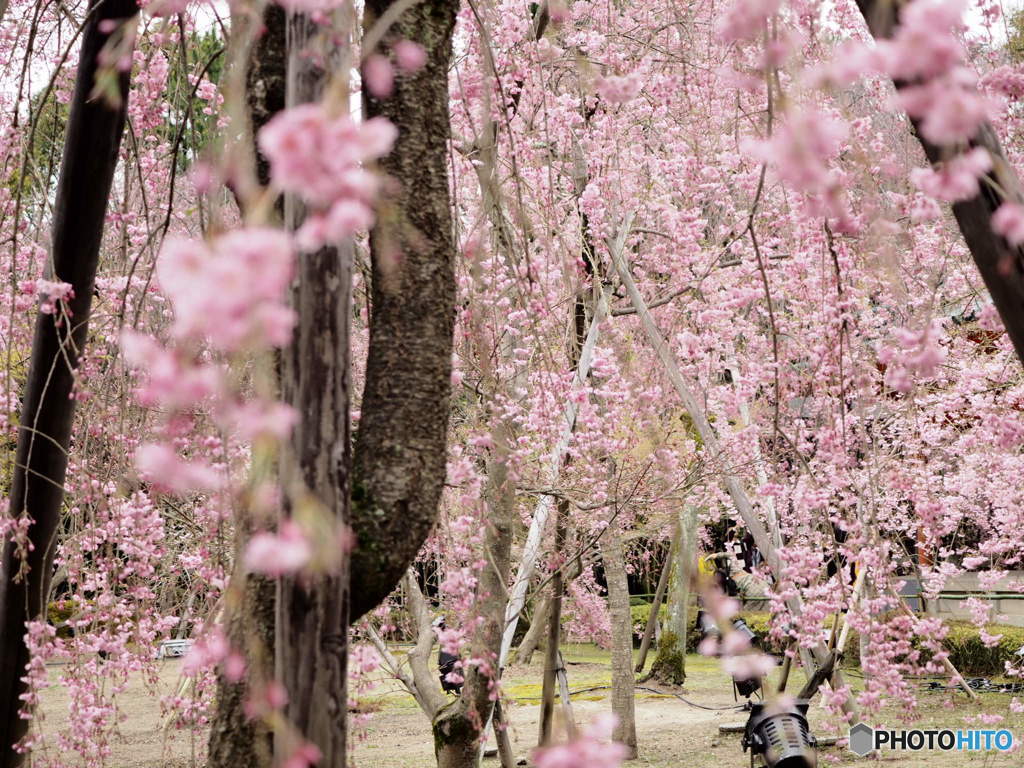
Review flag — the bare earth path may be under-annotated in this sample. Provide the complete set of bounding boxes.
[28,646,1024,767]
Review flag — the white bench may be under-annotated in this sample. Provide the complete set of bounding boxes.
[158,639,193,658]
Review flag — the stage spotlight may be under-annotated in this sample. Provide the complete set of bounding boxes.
[432,617,462,695]
[742,700,818,768]
[732,618,757,645]
[697,610,720,640]
[729,618,763,698]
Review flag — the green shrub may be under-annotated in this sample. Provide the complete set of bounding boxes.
[631,602,778,652]
[938,621,1024,676]
[47,599,78,639]
[630,601,667,633]
[826,617,1024,676]
[631,601,1024,676]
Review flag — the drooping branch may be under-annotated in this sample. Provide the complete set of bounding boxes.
[0,0,139,761]
[497,290,608,668]
[370,571,449,718]
[856,0,1024,366]
[350,0,459,623]
[207,8,287,765]
[608,217,860,720]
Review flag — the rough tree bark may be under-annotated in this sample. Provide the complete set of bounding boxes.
[600,499,638,757]
[351,0,459,623]
[274,12,352,766]
[538,500,570,746]
[856,0,1024,366]
[207,8,285,764]
[0,0,138,761]
[650,506,697,686]
[244,4,287,190]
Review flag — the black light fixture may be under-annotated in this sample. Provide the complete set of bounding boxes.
[732,618,757,644]
[697,611,764,698]
[730,618,762,699]
[432,616,462,695]
[697,609,720,640]
[742,700,818,768]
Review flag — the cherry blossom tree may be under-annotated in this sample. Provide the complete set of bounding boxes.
[6,0,1024,767]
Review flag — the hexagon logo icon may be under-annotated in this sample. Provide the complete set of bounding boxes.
[848,722,874,757]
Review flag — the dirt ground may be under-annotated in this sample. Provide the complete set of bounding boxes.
[355,646,1024,768]
[32,658,200,767]
[28,646,1024,767]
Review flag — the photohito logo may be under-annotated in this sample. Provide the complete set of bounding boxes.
[848,723,1014,757]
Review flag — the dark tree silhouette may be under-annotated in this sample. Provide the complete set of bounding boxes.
[0,0,139,762]
[857,0,1024,366]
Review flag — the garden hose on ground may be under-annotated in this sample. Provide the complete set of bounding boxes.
[515,684,747,711]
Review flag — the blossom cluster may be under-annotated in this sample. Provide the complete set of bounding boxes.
[259,106,397,249]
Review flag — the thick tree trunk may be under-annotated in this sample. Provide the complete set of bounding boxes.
[651,506,697,686]
[0,1,138,761]
[207,9,286,764]
[245,3,287,190]
[207,572,275,767]
[275,13,351,766]
[601,511,638,757]
[538,500,569,746]
[351,0,459,622]
[855,0,1024,366]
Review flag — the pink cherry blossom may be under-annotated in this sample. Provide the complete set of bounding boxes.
[596,73,641,104]
[296,199,375,249]
[723,652,777,680]
[244,521,313,576]
[156,229,295,352]
[282,741,322,768]
[37,280,74,315]
[135,443,221,494]
[120,329,222,409]
[258,106,396,208]
[898,70,990,145]
[878,0,966,81]
[533,714,629,768]
[218,399,298,441]
[992,202,1024,246]
[715,0,781,41]
[394,40,427,72]
[363,54,394,98]
[909,147,991,202]
[182,629,229,677]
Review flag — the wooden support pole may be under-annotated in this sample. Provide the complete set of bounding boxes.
[0,1,138,762]
[556,650,577,739]
[492,700,516,768]
[887,587,978,701]
[635,533,676,674]
[498,293,608,669]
